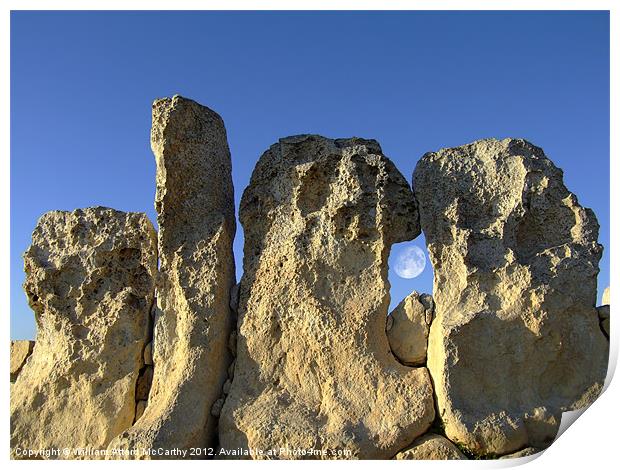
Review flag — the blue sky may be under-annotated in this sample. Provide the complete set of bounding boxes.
[11,11,610,339]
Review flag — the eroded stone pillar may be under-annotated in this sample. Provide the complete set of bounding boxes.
[414,138,608,456]
[11,207,157,458]
[107,96,236,457]
[218,135,435,459]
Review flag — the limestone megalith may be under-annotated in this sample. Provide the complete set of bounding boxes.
[107,96,236,458]
[219,135,435,459]
[11,207,157,458]
[413,138,609,456]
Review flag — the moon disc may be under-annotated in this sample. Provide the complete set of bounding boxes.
[393,245,426,279]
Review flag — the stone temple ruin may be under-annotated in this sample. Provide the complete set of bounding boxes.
[10,95,611,460]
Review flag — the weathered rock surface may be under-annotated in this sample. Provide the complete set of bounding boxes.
[394,433,466,460]
[386,292,433,366]
[499,447,542,459]
[107,95,236,457]
[602,286,610,305]
[219,135,435,459]
[414,138,609,456]
[11,207,157,458]
[10,340,34,382]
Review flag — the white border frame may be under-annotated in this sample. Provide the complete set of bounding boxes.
[2,2,617,468]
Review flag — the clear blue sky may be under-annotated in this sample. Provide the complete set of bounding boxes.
[11,11,610,340]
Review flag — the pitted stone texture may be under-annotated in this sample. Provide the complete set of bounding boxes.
[219,135,434,459]
[10,340,34,383]
[11,207,157,458]
[394,433,466,460]
[414,138,609,456]
[387,292,433,366]
[107,96,235,458]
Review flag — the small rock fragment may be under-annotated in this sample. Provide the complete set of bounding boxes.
[598,305,610,338]
[395,434,466,460]
[211,398,225,418]
[143,342,153,366]
[602,286,610,306]
[387,292,433,366]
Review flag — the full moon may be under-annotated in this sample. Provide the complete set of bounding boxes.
[393,244,426,279]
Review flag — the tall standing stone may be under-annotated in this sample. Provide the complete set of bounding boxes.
[218,135,435,459]
[413,138,608,456]
[107,96,236,457]
[11,207,157,458]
